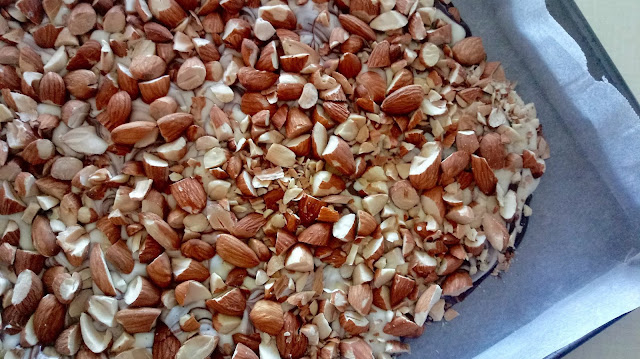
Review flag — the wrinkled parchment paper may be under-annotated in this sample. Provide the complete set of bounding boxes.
[409,1,640,358]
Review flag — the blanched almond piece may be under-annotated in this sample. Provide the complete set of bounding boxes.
[89,244,117,296]
[216,234,260,268]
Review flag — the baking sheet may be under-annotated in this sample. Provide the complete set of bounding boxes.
[409,1,640,358]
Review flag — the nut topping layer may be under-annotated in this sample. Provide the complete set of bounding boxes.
[0,0,549,357]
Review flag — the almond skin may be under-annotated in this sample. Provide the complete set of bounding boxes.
[216,234,260,268]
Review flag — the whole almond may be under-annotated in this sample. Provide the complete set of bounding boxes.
[250,300,284,335]
[215,234,260,268]
[68,3,97,35]
[381,85,423,115]
[452,36,486,66]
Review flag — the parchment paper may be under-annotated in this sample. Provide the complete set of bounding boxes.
[409,1,640,358]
